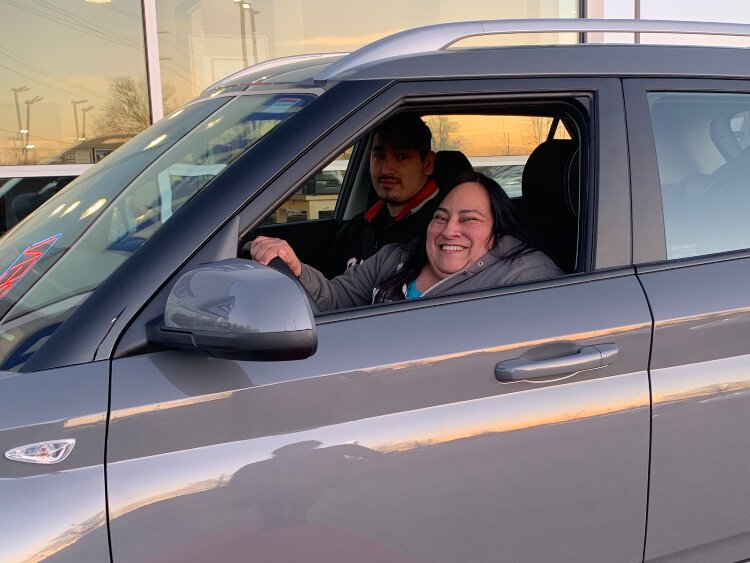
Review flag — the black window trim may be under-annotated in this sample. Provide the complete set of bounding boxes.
[238,77,625,271]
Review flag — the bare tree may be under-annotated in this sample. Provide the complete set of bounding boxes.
[93,77,149,136]
[425,115,464,151]
[93,77,177,137]
[527,116,552,145]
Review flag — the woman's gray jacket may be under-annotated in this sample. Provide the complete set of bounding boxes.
[298,236,563,312]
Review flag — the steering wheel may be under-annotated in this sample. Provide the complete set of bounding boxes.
[267,256,320,315]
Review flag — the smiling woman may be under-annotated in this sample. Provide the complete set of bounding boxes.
[420,180,496,289]
[251,172,563,311]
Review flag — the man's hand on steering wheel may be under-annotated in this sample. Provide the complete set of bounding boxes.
[249,236,302,277]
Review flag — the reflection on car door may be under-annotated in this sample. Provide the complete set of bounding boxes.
[639,260,750,562]
[106,273,651,562]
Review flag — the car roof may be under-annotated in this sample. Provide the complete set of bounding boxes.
[342,44,750,82]
[317,18,750,81]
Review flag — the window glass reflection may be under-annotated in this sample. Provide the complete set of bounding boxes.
[155,0,579,107]
[649,92,750,259]
[0,176,76,233]
[0,1,147,166]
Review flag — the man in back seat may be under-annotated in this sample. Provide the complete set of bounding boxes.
[330,115,446,274]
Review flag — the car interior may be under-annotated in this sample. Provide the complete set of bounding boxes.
[240,101,586,306]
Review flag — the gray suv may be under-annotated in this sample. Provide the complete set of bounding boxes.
[2,19,750,562]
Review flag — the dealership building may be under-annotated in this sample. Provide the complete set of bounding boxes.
[1,0,746,221]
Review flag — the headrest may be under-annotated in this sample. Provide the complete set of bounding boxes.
[432,150,474,191]
[522,140,580,218]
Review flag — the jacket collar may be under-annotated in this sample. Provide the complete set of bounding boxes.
[364,178,438,223]
[421,236,525,296]
[464,235,525,274]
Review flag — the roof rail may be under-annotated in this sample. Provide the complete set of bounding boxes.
[315,18,750,81]
[205,53,348,92]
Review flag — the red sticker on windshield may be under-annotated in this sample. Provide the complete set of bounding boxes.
[0,234,62,300]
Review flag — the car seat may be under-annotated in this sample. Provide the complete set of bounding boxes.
[521,139,580,273]
[432,150,474,192]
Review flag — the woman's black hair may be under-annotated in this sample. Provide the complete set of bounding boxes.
[376,171,533,301]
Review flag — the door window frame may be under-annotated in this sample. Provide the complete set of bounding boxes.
[238,77,627,272]
[113,77,630,360]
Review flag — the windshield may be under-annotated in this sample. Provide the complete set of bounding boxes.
[0,92,314,371]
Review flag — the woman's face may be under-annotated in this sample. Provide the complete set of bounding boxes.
[425,181,495,279]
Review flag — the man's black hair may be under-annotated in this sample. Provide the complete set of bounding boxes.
[373,114,433,158]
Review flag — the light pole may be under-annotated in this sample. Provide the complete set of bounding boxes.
[243,3,260,64]
[71,99,88,141]
[11,86,30,140]
[233,0,248,67]
[24,95,43,164]
[80,106,94,141]
[634,0,641,44]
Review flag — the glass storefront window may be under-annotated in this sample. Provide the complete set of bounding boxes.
[0,0,580,167]
[0,1,148,166]
[640,1,750,46]
[155,0,579,108]
[587,1,750,46]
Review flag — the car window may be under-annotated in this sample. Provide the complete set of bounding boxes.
[262,147,352,225]
[648,92,750,259]
[246,107,583,314]
[423,114,572,198]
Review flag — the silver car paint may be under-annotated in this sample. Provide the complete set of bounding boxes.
[108,274,651,562]
[0,362,109,562]
[641,257,750,562]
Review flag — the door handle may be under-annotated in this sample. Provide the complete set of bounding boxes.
[495,343,619,382]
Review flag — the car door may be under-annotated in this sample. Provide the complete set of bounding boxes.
[0,361,110,562]
[627,79,750,562]
[105,78,652,562]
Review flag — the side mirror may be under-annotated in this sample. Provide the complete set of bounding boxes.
[148,259,317,361]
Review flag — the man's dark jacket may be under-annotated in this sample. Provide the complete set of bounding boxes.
[329,179,439,275]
